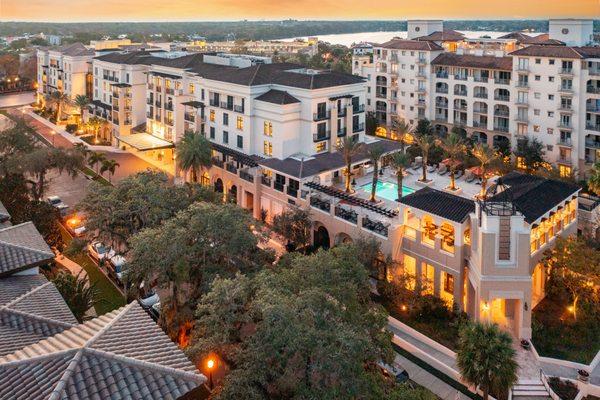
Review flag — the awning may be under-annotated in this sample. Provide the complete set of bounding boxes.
[118,133,174,151]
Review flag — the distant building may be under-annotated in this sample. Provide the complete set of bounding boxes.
[46,34,62,46]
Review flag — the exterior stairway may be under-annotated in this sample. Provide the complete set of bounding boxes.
[511,379,552,400]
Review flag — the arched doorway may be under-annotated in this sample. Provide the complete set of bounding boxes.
[228,185,237,203]
[214,178,224,193]
[334,232,353,246]
[313,225,330,250]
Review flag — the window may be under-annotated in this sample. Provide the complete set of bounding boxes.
[559,164,571,177]
[534,109,540,116]
[421,215,437,247]
[549,59,555,65]
[223,113,229,126]
[236,116,243,130]
[236,135,243,149]
[535,75,541,81]
[188,83,195,94]
[533,125,540,132]
[209,126,215,139]
[549,76,555,82]
[403,255,416,290]
[263,140,272,156]
[441,272,454,305]
[440,222,455,254]
[421,263,434,295]
[547,128,554,135]
[209,110,215,122]
[549,94,554,100]
[548,111,554,117]
[535,58,541,64]
[315,142,327,153]
[534,92,541,99]
[223,131,229,144]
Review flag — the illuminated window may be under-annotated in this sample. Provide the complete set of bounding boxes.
[463,228,471,245]
[237,116,243,130]
[440,223,455,254]
[403,255,416,290]
[559,164,571,177]
[421,263,434,295]
[264,121,273,136]
[315,142,327,153]
[263,140,272,156]
[440,272,454,306]
[516,157,526,169]
[188,83,195,94]
[209,110,215,122]
[421,215,437,247]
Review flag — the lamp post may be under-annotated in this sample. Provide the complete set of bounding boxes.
[50,130,56,147]
[207,358,215,390]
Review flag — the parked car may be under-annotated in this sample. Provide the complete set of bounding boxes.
[109,254,127,280]
[47,195,69,217]
[146,301,161,322]
[377,362,410,384]
[87,241,115,262]
[139,288,160,308]
[65,214,86,237]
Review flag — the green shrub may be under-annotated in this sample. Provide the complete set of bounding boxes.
[65,124,78,133]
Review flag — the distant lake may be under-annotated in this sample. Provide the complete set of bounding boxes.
[280,30,511,47]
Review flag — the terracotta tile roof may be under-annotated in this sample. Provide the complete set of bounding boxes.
[431,53,513,71]
[415,30,466,42]
[377,39,443,51]
[0,275,77,357]
[509,45,587,59]
[0,222,54,277]
[255,89,300,105]
[498,32,565,46]
[400,187,475,223]
[0,201,9,227]
[0,302,205,399]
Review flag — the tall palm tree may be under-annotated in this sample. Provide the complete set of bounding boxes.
[457,322,518,400]
[73,95,90,126]
[587,162,600,196]
[367,144,385,202]
[336,136,364,193]
[388,152,412,201]
[390,116,413,151]
[46,91,70,122]
[439,132,467,191]
[88,151,106,175]
[176,130,212,183]
[413,134,435,182]
[100,158,120,183]
[472,143,498,199]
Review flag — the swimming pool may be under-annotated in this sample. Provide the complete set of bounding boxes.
[360,181,415,202]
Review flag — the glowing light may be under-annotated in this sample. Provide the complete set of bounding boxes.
[567,306,574,313]
[482,301,490,311]
[67,217,80,227]
[401,305,408,312]
[207,359,215,369]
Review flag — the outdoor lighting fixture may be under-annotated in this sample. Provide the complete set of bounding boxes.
[567,306,574,313]
[67,217,80,227]
[401,305,407,312]
[206,358,215,390]
[482,301,490,311]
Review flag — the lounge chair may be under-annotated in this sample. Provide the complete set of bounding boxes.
[437,164,448,175]
[465,172,475,183]
[411,161,422,171]
[455,170,464,180]
[427,163,437,173]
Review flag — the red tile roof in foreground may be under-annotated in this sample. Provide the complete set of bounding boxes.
[432,53,513,71]
[378,39,443,51]
[415,30,466,42]
[510,45,600,59]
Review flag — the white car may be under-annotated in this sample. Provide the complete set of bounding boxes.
[47,195,69,216]
[109,254,127,280]
[139,288,160,308]
[87,242,115,262]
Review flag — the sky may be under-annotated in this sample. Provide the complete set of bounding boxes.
[1,0,599,22]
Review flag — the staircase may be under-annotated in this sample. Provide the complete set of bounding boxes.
[511,379,552,400]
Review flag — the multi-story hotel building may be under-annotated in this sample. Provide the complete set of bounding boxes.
[36,42,95,102]
[353,19,600,177]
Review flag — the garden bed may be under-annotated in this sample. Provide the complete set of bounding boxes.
[532,297,600,364]
[79,135,112,146]
[547,377,578,400]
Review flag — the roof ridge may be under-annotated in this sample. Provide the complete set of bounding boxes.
[0,222,54,256]
[248,64,262,85]
[84,347,205,384]
[47,348,85,400]
[83,302,136,348]
[2,280,53,309]
[0,348,77,368]
[0,307,76,331]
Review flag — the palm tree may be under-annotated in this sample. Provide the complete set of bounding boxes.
[367,144,385,202]
[587,162,600,196]
[46,91,70,122]
[472,143,498,199]
[336,136,364,193]
[390,116,413,151]
[175,130,212,183]
[73,95,90,126]
[52,271,96,322]
[388,152,412,201]
[413,134,435,182]
[73,142,91,161]
[457,322,518,400]
[439,132,467,191]
[414,118,433,137]
[88,151,106,175]
[100,158,120,183]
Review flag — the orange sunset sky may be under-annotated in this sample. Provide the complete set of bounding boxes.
[0,0,598,22]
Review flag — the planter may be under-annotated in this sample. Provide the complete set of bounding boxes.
[577,369,589,383]
[521,339,531,350]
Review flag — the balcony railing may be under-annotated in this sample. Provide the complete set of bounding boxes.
[587,105,600,113]
[234,105,244,113]
[558,104,573,112]
[184,113,195,122]
[589,69,600,76]
[337,108,347,117]
[435,101,448,108]
[559,68,574,75]
[313,111,330,121]
[557,138,572,147]
[146,98,153,105]
[494,109,509,117]
[495,95,510,102]
[516,81,529,88]
[261,175,271,187]
[416,58,427,65]
[310,196,331,213]
[474,76,489,83]
[334,206,357,224]
[240,170,254,183]
[313,131,331,142]
[585,140,600,149]
[337,127,347,137]
[587,86,600,94]
[495,78,510,85]
[515,115,528,123]
[353,104,365,114]
[559,86,574,93]
[112,104,120,111]
[436,87,449,94]
[220,102,234,110]
[493,125,509,132]
[225,163,238,174]
[212,158,224,168]
[209,99,218,107]
[436,72,449,79]
[454,90,467,96]
[472,121,487,128]
[165,119,174,126]
[473,107,487,114]
[362,216,388,237]
[454,75,468,81]
[558,121,573,129]
[353,123,365,133]
[586,123,600,132]
[165,88,175,95]
[155,100,161,107]
[165,103,174,111]
[474,92,488,99]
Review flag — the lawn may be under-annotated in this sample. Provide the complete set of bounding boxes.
[532,296,600,364]
[60,226,126,315]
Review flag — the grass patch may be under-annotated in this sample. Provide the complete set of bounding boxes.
[532,296,600,364]
[59,225,125,316]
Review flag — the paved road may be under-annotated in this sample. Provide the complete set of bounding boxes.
[0,92,35,109]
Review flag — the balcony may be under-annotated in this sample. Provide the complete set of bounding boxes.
[557,138,573,147]
[156,86,162,92]
[337,127,347,137]
[558,121,573,129]
[587,86,600,94]
[147,83,154,90]
[313,111,331,121]
[474,76,489,83]
[494,109,509,117]
[559,86,574,94]
[209,99,218,107]
[557,156,572,165]
[435,115,448,122]
[240,170,254,183]
[558,104,573,112]
[587,105,600,113]
[416,58,427,65]
[225,163,238,174]
[233,105,244,113]
[184,112,195,122]
[310,196,331,213]
[516,81,529,89]
[112,104,120,111]
[454,90,467,96]
[472,121,487,128]
[495,78,510,85]
[559,68,574,76]
[375,91,388,99]
[112,91,119,98]
[416,87,427,94]
[124,119,131,125]
[313,131,331,142]
[585,139,600,149]
[586,123,600,132]
[165,103,174,111]
[416,99,426,107]
[454,75,468,81]
[493,125,509,133]
[212,158,224,168]
[515,99,528,106]
[261,175,272,187]
[515,115,528,123]
[435,101,448,108]
[436,87,449,94]
[362,216,388,237]
[353,104,365,114]
[495,95,510,102]
[474,92,488,99]
[220,102,234,111]
[146,98,153,105]
[337,108,347,117]
[435,72,449,79]
[589,69,600,76]
[335,206,357,224]
[473,107,487,114]
[165,88,175,95]
[353,123,365,133]
[155,100,161,107]
[146,111,152,119]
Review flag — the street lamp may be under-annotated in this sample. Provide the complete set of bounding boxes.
[50,130,56,146]
[207,358,215,390]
